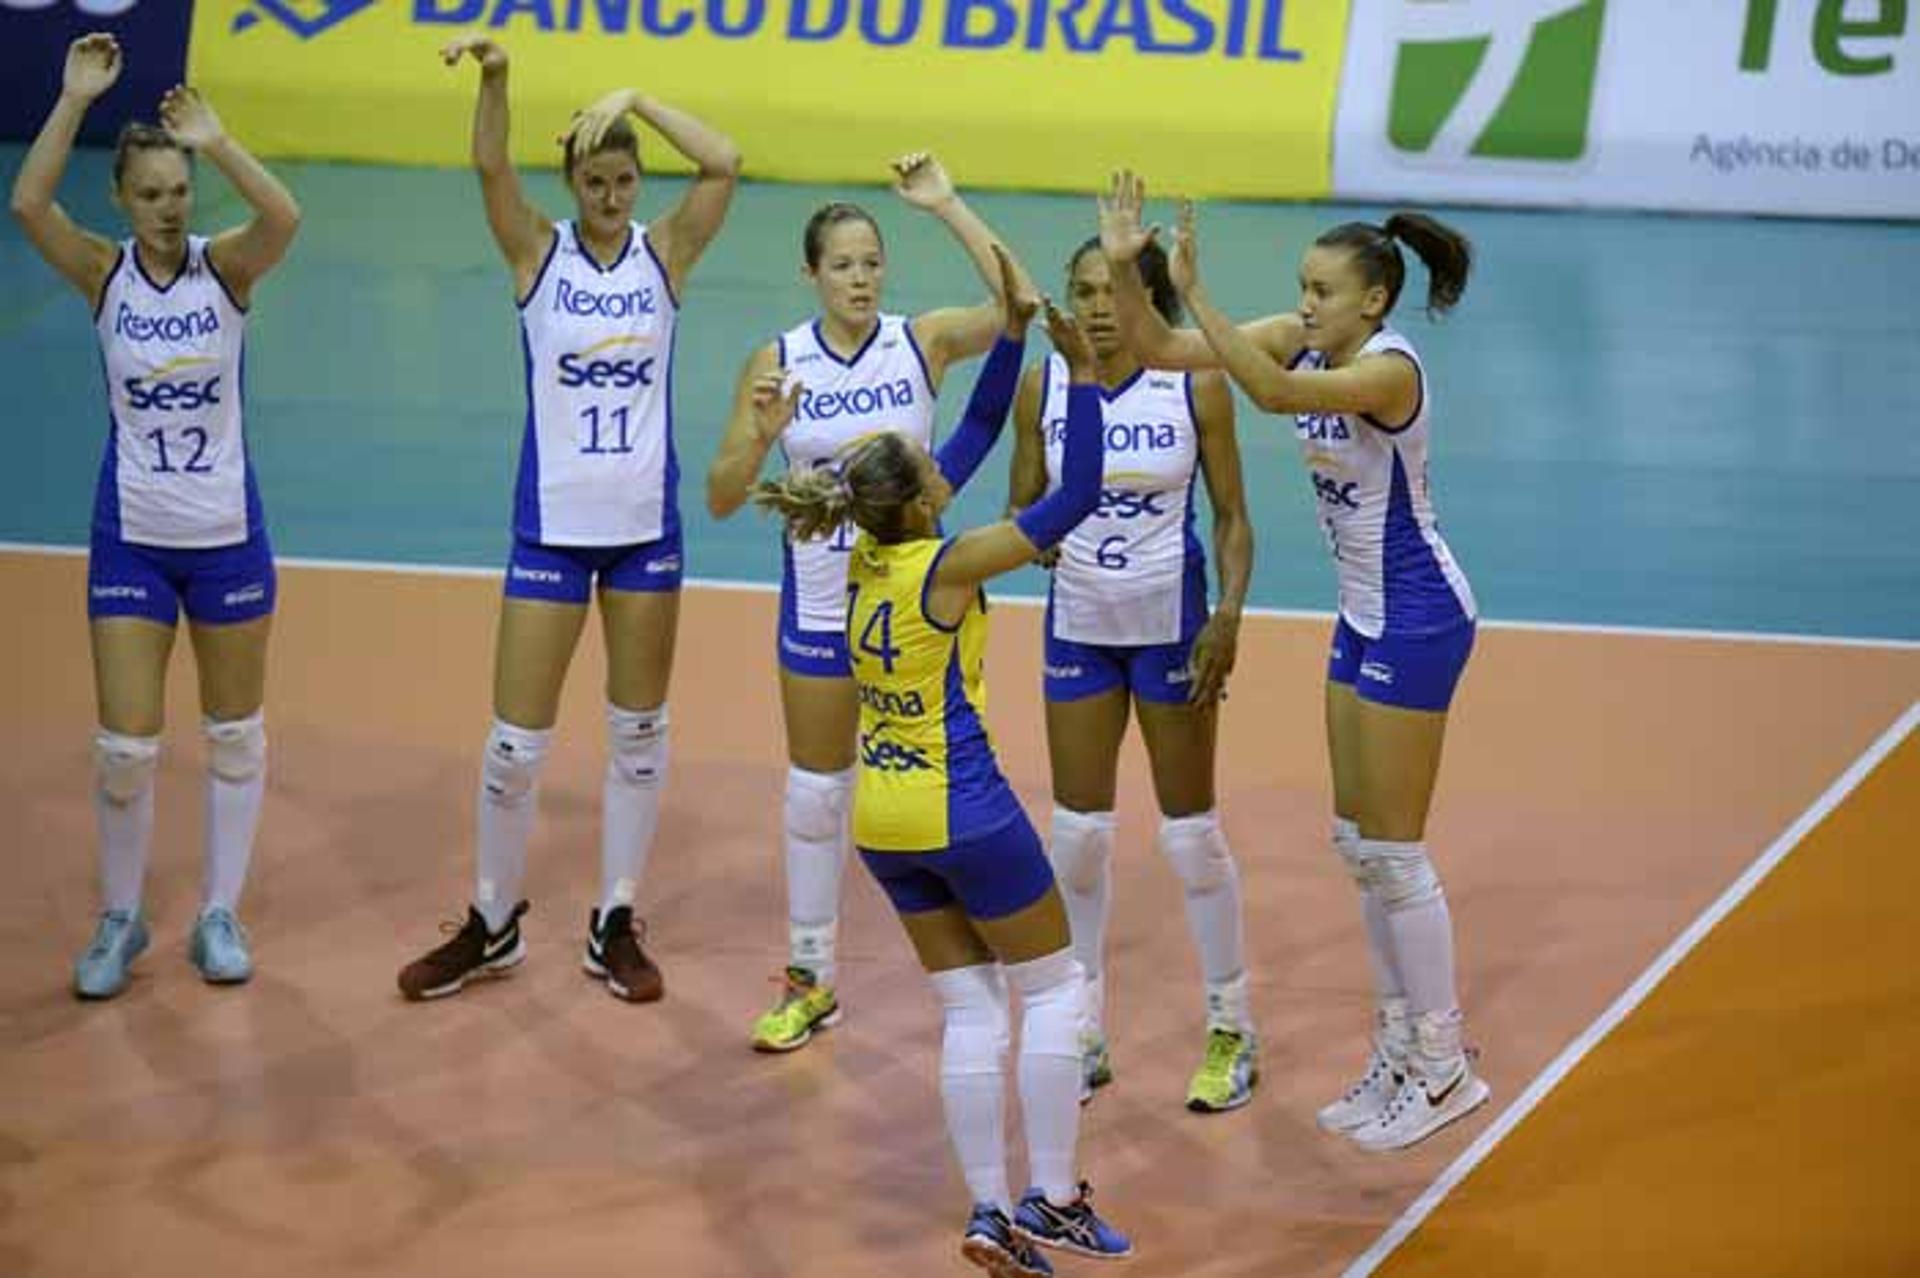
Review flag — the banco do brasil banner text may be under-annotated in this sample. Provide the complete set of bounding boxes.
[182,0,1351,199]
[1333,0,1919,219]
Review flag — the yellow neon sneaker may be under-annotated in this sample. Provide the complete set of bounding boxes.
[1185,1027,1259,1112]
[750,966,842,1052]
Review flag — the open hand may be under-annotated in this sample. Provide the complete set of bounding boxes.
[63,33,123,102]
[750,372,803,444]
[1170,198,1202,295]
[1043,296,1096,377]
[1097,169,1158,265]
[995,242,1039,337]
[158,85,224,150]
[889,151,955,211]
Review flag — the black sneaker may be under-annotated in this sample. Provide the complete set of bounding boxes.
[584,905,663,1002]
[397,902,527,1000]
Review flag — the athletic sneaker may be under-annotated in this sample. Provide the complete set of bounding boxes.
[1185,1027,1259,1113]
[1014,1182,1133,1259]
[397,902,527,1001]
[750,965,841,1052]
[1347,1056,1490,1152]
[189,906,253,984]
[1317,1046,1404,1133]
[1079,1032,1113,1105]
[74,910,149,1000]
[961,1203,1053,1277]
[584,905,663,1002]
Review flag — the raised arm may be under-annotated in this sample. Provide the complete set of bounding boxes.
[441,36,551,294]
[1005,364,1048,512]
[925,301,1100,624]
[570,89,741,297]
[1184,369,1252,704]
[895,152,1038,386]
[9,33,123,303]
[932,242,1037,492]
[161,88,300,303]
[706,342,787,518]
[1173,200,1413,421]
[1099,169,1302,374]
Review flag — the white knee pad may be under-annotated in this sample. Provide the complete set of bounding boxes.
[204,712,266,783]
[1005,948,1084,1060]
[1048,806,1114,896]
[1158,810,1236,894]
[93,729,159,804]
[606,703,668,789]
[1357,839,1443,911]
[931,963,1011,1076]
[482,719,551,807]
[1333,816,1367,885]
[787,765,852,841]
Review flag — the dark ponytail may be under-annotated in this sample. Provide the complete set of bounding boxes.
[1315,212,1472,319]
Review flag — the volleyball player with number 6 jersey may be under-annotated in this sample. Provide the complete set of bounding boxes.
[1007,237,1259,1114]
[398,37,739,1004]
[11,34,302,999]
[1102,171,1489,1152]
[707,154,1036,1053]
[752,293,1131,1278]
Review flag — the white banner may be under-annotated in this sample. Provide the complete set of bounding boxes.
[1333,0,1920,218]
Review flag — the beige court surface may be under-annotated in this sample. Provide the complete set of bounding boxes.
[3,552,1916,1277]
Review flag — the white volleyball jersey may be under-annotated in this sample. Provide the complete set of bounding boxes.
[92,236,257,548]
[514,221,678,546]
[777,313,936,632]
[1042,356,1206,646]
[1293,326,1475,639]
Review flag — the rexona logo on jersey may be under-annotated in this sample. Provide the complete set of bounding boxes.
[557,336,655,389]
[797,379,918,423]
[1385,0,1607,164]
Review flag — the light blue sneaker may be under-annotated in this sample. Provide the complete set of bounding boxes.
[1014,1182,1133,1259]
[74,910,149,1000]
[190,907,253,984]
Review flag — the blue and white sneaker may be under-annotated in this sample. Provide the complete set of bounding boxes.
[1014,1182,1133,1259]
[74,910,149,999]
[961,1204,1053,1277]
[189,906,254,984]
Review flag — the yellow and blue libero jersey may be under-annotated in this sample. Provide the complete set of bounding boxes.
[847,533,1021,852]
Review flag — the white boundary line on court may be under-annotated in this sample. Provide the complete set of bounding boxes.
[1341,697,1920,1278]
[3,541,1916,652]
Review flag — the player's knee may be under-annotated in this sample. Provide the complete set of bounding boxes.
[204,712,265,783]
[1158,810,1236,894]
[1357,839,1442,911]
[1332,816,1367,886]
[931,962,1011,1073]
[1048,805,1115,896]
[1005,948,1084,1059]
[786,765,851,841]
[482,719,551,807]
[606,703,668,790]
[93,729,159,805]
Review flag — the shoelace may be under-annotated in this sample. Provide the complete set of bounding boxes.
[85,914,133,960]
[1341,1051,1397,1103]
[766,966,818,1009]
[1203,1028,1246,1073]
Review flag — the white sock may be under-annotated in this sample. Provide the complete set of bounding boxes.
[93,729,159,915]
[475,719,550,932]
[602,704,669,916]
[1159,811,1251,1031]
[785,765,853,985]
[202,713,266,913]
[1336,816,1405,1001]
[1048,806,1115,1039]
[1363,837,1460,1020]
[931,964,1012,1213]
[1006,949,1084,1204]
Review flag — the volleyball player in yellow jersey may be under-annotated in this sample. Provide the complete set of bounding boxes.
[753,288,1131,1276]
